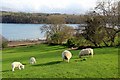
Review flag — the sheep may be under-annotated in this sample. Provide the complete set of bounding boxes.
[86,48,94,57]
[11,62,24,71]
[62,50,72,63]
[29,57,36,64]
[79,48,94,58]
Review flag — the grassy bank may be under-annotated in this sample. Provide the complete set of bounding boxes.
[2,44,119,78]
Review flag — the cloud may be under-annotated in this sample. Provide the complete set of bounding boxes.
[0,0,97,14]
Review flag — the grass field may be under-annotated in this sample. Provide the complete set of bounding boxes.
[2,44,119,78]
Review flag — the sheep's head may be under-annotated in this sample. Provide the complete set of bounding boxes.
[21,65,25,69]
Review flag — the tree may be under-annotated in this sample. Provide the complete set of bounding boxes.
[118,2,120,24]
[0,35,8,48]
[78,0,119,47]
[40,24,74,44]
[40,15,74,44]
[95,0,120,46]
[82,13,106,47]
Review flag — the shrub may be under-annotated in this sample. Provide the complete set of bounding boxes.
[66,38,76,48]
[2,41,8,48]
[0,35,8,48]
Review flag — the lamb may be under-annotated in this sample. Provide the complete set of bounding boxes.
[79,48,94,58]
[29,57,36,64]
[11,62,24,71]
[62,50,72,63]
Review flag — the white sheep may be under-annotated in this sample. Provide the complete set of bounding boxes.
[62,50,72,63]
[29,57,36,64]
[11,62,24,71]
[79,48,94,58]
[86,48,94,57]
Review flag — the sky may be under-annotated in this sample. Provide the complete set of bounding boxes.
[0,0,98,14]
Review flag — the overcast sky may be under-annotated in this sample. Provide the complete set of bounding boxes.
[0,0,98,14]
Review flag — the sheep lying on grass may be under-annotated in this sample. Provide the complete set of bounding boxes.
[79,48,94,58]
[29,57,36,64]
[11,62,24,71]
[62,50,72,63]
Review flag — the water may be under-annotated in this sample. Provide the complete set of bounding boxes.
[1,23,79,41]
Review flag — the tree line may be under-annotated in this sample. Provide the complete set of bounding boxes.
[0,11,86,24]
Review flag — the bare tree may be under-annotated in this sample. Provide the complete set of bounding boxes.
[40,24,74,44]
[83,13,106,47]
[94,0,120,46]
[40,15,74,44]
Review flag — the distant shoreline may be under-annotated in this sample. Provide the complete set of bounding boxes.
[7,40,46,47]
[0,23,46,24]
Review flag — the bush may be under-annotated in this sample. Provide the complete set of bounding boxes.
[2,41,8,48]
[66,38,76,48]
[0,35,8,48]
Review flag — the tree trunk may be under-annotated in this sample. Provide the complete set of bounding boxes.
[93,42,99,47]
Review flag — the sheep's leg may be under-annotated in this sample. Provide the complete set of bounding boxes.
[12,67,15,71]
[91,54,93,58]
[67,59,69,63]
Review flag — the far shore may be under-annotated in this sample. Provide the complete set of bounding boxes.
[7,40,46,47]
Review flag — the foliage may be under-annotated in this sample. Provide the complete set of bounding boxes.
[66,38,76,48]
[0,35,8,48]
[94,0,120,46]
[74,0,120,47]
[2,41,8,48]
[83,15,106,47]
[47,15,65,24]
[40,24,74,44]
[1,11,86,24]
[1,0,119,47]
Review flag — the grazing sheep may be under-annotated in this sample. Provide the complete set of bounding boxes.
[62,50,72,63]
[11,62,24,71]
[79,48,94,58]
[29,57,36,64]
[86,48,94,57]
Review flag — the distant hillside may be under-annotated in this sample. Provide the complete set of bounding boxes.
[0,11,86,24]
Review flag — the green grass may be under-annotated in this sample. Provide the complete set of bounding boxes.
[2,44,119,78]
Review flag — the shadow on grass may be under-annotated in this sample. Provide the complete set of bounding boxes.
[33,61,62,66]
[1,70,11,72]
[74,57,90,62]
